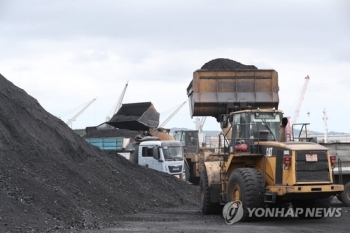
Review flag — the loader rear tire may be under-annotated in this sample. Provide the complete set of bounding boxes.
[340,182,350,207]
[226,168,265,221]
[199,168,221,215]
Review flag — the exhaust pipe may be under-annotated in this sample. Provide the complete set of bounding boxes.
[279,117,288,142]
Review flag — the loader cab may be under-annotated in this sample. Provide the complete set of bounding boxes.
[173,130,199,154]
[224,110,283,151]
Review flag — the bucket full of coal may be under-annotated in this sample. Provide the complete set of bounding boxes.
[107,102,160,131]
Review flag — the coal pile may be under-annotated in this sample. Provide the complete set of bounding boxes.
[201,58,257,70]
[0,74,199,232]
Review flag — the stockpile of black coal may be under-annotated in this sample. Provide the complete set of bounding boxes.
[0,74,199,232]
[201,58,257,70]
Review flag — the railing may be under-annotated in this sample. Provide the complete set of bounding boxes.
[291,123,317,142]
[219,122,269,157]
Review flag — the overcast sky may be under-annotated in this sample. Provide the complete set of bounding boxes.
[1,0,349,134]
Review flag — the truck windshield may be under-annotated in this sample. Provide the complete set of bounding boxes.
[250,113,281,141]
[162,146,183,161]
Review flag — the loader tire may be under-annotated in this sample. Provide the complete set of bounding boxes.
[226,168,265,221]
[340,182,350,207]
[199,168,221,215]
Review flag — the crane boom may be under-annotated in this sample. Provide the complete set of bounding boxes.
[66,98,97,128]
[114,81,129,115]
[292,75,310,125]
[199,117,206,133]
[323,108,328,143]
[159,101,187,128]
[106,81,129,122]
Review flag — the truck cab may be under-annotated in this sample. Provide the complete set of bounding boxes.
[130,139,188,181]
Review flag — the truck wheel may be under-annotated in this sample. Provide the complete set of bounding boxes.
[199,168,221,214]
[293,197,332,219]
[340,182,350,207]
[226,168,265,221]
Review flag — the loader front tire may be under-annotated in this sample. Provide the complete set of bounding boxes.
[226,168,265,221]
[199,168,221,215]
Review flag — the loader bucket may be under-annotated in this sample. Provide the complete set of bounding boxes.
[187,69,279,119]
[107,102,160,131]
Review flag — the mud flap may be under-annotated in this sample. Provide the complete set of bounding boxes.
[264,192,277,203]
[210,184,221,203]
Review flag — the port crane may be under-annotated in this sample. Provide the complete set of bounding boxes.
[292,75,310,125]
[323,108,328,143]
[159,101,187,128]
[106,81,129,122]
[195,117,206,133]
[66,98,97,128]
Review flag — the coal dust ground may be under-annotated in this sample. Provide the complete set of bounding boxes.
[84,198,350,233]
[0,73,199,232]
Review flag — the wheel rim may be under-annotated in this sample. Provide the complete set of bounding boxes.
[347,188,350,200]
[230,183,241,202]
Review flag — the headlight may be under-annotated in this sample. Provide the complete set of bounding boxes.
[181,172,186,180]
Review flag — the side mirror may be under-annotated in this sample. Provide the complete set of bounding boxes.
[220,114,228,128]
[229,114,234,122]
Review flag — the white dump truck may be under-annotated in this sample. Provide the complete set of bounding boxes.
[85,102,189,181]
[85,135,188,181]
[127,136,188,180]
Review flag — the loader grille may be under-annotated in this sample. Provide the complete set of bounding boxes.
[295,151,330,182]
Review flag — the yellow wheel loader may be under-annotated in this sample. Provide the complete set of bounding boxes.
[187,68,344,220]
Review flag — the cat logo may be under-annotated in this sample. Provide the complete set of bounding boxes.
[266,147,273,157]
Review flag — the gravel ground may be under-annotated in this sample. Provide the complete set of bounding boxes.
[84,198,350,233]
[0,73,199,233]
